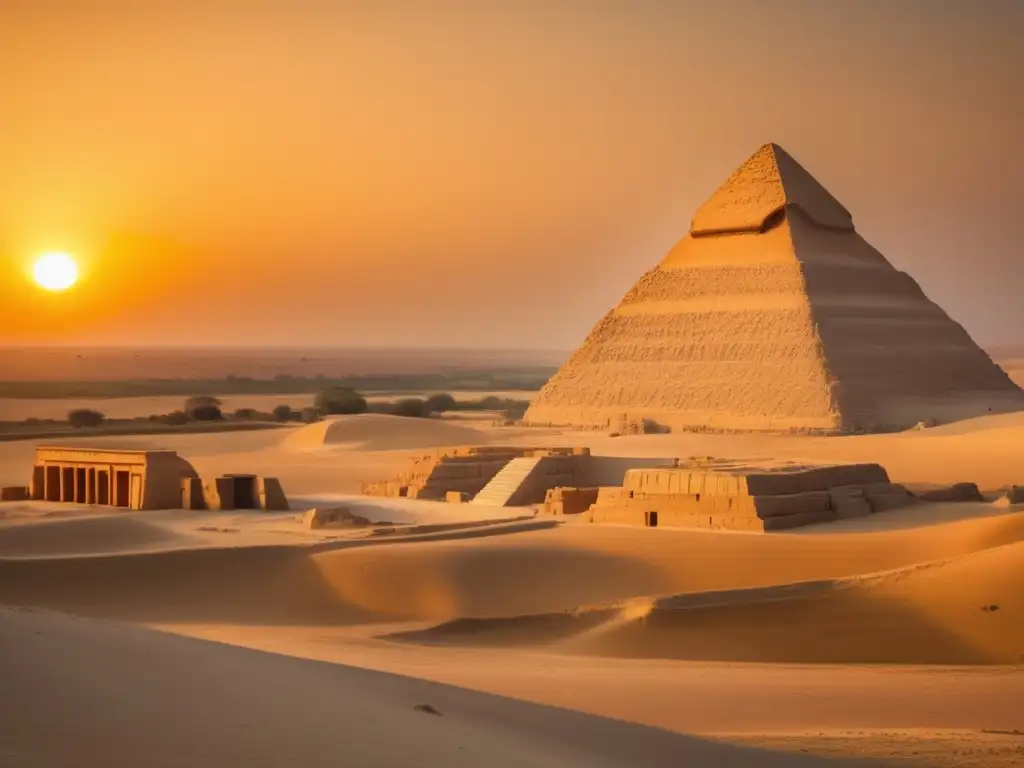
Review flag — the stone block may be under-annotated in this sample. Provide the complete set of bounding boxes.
[918,483,984,503]
[303,507,372,529]
[744,490,832,519]
[446,491,469,504]
[740,464,890,497]
[180,477,205,510]
[595,486,626,505]
[551,487,599,515]
[829,486,872,519]
[761,507,838,531]
[259,477,290,511]
[862,483,916,512]
[0,486,29,502]
[1001,485,1024,504]
[867,492,916,512]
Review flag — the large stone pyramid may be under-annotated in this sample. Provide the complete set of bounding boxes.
[525,143,1024,433]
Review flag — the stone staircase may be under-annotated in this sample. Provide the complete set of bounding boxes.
[470,457,543,507]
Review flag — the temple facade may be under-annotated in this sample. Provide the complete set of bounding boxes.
[29,446,198,510]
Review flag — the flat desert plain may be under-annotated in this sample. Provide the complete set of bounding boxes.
[1,410,1022,767]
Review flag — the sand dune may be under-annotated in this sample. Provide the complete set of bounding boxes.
[3,408,1024,766]
[0,511,198,558]
[0,545,376,625]
[395,540,1024,665]
[311,510,1024,622]
[282,413,493,451]
[3,607,852,768]
[3,508,1020,632]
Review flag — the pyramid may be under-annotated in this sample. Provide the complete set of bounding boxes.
[525,143,1024,433]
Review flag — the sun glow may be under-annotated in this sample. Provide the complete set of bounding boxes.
[32,253,80,292]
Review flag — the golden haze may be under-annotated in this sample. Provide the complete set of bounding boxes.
[0,1,1021,348]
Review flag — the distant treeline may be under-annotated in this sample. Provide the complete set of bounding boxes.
[0,369,556,399]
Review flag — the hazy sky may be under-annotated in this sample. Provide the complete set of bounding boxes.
[2,0,1021,349]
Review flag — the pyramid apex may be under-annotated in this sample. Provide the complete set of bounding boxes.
[689,143,854,236]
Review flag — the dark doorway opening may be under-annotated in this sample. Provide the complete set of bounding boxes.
[232,476,257,509]
[97,471,110,505]
[45,466,61,501]
[115,471,131,508]
[646,511,659,528]
[75,468,87,504]
[32,466,44,500]
[61,467,75,502]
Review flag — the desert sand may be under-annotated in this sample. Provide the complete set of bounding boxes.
[1,408,1023,767]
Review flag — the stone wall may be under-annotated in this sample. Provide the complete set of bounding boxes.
[186,475,289,512]
[28,446,198,510]
[540,486,600,516]
[587,460,915,532]
[0,486,29,502]
[505,455,580,506]
[362,446,588,501]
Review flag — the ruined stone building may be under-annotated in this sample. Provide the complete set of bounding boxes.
[22,446,289,512]
[29,446,198,510]
[525,143,1024,433]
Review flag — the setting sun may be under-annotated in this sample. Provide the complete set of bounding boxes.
[32,253,80,292]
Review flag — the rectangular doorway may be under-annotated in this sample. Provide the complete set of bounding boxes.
[97,471,110,505]
[232,476,257,509]
[45,466,61,501]
[114,470,131,508]
[32,466,45,500]
[75,467,87,504]
[61,467,75,502]
[645,510,659,528]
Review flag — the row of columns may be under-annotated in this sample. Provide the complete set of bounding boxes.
[35,463,137,508]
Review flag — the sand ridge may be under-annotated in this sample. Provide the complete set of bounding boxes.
[3,607,858,768]
[282,413,514,451]
[391,538,1024,664]
[3,504,1020,633]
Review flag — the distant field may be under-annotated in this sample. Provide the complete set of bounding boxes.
[0,391,537,422]
[0,346,569,382]
[0,419,286,443]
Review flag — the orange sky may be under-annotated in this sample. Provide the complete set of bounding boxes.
[1,0,1021,349]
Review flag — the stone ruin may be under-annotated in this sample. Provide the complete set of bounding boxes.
[180,473,289,512]
[303,507,372,530]
[540,487,601,516]
[360,445,589,501]
[0,445,291,513]
[583,459,915,531]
